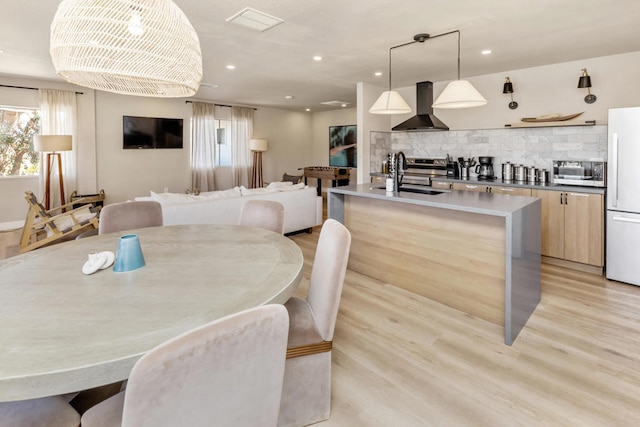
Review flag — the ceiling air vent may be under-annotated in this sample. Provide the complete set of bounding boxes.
[225,7,284,32]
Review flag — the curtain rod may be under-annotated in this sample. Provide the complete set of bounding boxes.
[0,84,84,95]
[185,100,257,110]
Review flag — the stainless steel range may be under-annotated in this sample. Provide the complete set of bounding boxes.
[403,157,448,186]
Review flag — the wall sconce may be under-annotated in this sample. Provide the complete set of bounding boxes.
[502,77,518,110]
[369,30,486,114]
[578,68,597,104]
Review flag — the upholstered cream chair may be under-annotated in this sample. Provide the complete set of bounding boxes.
[81,304,289,427]
[239,199,285,235]
[98,201,163,235]
[0,396,80,426]
[278,219,352,427]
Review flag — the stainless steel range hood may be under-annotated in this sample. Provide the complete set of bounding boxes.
[392,81,449,131]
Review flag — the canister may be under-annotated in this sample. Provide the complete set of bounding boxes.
[502,162,513,181]
[527,167,538,182]
[537,169,548,183]
[514,164,528,182]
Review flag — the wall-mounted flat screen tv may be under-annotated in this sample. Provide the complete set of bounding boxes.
[123,116,184,149]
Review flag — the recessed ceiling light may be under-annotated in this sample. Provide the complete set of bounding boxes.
[226,65,235,70]
[481,49,492,55]
[313,56,322,61]
[305,108,311,112]
[285,95,294,99]
[0,49,4,54]
[374,72,382,77]
[341,104,347,108]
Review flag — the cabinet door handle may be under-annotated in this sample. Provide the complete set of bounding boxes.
[560,192,564,205]
[564,193,568,204]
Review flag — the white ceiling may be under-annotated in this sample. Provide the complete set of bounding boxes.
[2,0,640,112]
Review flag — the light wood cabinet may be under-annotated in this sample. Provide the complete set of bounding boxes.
[452,183,531,196]
[532,189,604,267]
[432,181,453,190]
[487,185,532,196]
[453,183,486,192]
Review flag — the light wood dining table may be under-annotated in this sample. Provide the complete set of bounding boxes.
[0,224,303,402]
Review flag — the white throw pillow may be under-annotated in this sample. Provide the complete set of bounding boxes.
[240,186,278,196]
[278,182,306,191]
[267,181,293,188]
[150,191,200,204]
[199,187,242,199]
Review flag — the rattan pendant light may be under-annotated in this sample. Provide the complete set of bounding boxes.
[50,0,203,97]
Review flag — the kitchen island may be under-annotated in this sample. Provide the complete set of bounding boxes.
[328,184,541,345]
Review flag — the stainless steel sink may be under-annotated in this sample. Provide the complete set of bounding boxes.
[373,186,447,195]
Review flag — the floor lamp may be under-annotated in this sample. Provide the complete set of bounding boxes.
[33,135,73,210]
[250,138,268,188]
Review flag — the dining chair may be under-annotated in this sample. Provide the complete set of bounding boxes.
[278,218,352,427]
[81,304,289,427]
[98,201,163,235]
[239,199,285,234]
[0,396,80,427]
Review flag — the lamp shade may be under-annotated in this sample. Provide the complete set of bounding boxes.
[578,76,592,88]
[50,0,202,98]
[369,90,412,114]
[432,80,488,109]
[33,135,73,152]
[250,139,269,152]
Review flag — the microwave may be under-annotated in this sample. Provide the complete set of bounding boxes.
[552,160,606,187]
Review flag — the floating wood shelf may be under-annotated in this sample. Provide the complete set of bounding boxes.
[505,120,596,129]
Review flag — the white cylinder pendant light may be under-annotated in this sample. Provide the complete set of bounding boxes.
[50,0,203,98]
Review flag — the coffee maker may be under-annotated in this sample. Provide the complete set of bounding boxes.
[474,156,495,180]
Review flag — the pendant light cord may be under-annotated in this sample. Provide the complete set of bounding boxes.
[385,29,461,90]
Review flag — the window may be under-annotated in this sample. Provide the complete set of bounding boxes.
[0,107,40,176]
[215,119,232,166]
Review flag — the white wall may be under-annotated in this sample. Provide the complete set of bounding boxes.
[253,107,314,184]
[388,51,640,131]
[95,91,192,203]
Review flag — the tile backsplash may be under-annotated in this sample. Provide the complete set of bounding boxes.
[370,125,607,175]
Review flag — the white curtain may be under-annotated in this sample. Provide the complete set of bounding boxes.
[190,102,216,192]
[38,89,78,208]
[231,106,253,188]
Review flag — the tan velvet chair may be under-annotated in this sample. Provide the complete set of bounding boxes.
[278,219,352,427]
[239,199,285,235]
[98,201,163,235]
[0,396,80,427]
[81,304,289,427]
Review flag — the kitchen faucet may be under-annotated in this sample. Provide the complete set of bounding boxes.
[389,151,406,192]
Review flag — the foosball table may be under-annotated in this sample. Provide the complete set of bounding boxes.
[300,166,351,196]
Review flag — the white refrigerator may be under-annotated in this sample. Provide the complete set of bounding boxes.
[607,107,640,286]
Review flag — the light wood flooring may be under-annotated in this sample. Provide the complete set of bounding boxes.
[3,221,640,425]
[289,228,640,427]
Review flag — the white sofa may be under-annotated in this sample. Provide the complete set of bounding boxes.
[135,183,323,234]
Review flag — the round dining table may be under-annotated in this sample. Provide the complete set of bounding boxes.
[0,224,304,402]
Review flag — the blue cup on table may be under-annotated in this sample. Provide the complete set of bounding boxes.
[113,234,145,272]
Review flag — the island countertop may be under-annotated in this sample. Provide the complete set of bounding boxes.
[328,183,540,220]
